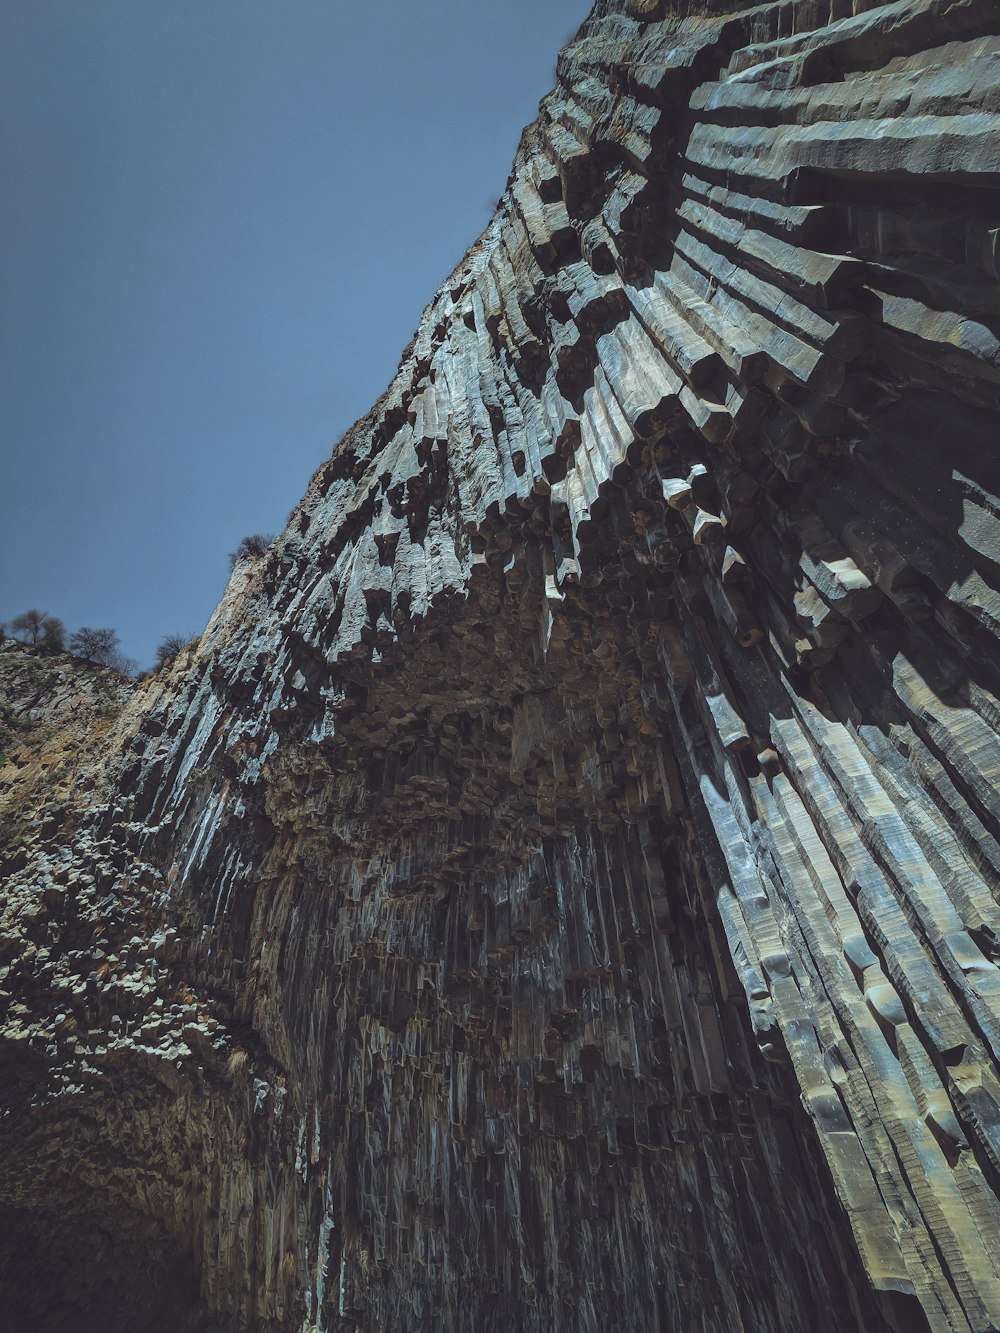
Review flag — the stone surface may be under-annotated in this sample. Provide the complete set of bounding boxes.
[4,2,1000,1329]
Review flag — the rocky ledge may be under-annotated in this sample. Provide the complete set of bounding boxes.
[4,2,1000,1330]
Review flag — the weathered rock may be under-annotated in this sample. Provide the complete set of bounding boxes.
[5,3,1000,1330]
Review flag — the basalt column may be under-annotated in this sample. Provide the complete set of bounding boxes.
[4,3,1000,1331]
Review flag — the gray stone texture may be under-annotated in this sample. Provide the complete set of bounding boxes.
[4,2,1000,1329]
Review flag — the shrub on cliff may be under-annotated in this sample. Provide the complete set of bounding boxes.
[67,626,136,675]
[9,610,65,653]
[68,626,118,663]
[39,618,66,654]
[111,653,138,675]
[9,610,46,644]
[155,633,190,668]
[229,533,274,571]
[10,609,58,645]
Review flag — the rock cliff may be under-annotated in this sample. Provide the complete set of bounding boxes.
[5,2,1000,1329]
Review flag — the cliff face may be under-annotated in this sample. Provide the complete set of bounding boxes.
[5,2,1000,1329]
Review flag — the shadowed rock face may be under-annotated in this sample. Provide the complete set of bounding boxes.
[5,1,1000,1328]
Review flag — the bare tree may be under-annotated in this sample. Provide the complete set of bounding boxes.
[68,626,119,664]
[107,651,138,676]
[64,626,136,675]
[9,610,65,651]
[155,633,190,668]
[229,533,274,571]
[10,609,47,644]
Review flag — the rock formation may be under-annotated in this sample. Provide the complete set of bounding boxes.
[4,1,1000,1328]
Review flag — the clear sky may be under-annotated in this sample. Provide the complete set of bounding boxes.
[1,0,590,669]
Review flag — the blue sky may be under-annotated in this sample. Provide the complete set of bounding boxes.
[1,0,589,668]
